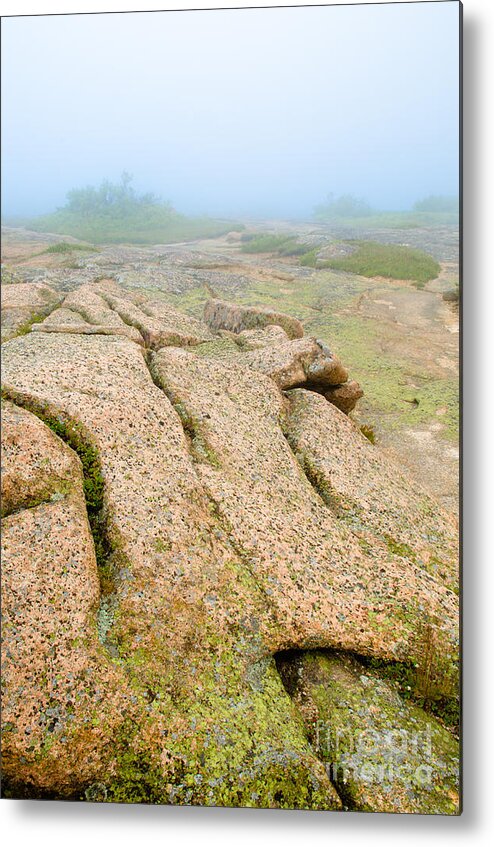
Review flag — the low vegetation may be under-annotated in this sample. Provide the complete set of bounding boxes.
[413,194,459,214]
[240,234,307,256]
[313,193,459,228]
[314,192,374,220]
[42,241,97,254]
[240,232,439,285]
[359,423,376,444]
[313,241,440,283]
[26,173,239,245]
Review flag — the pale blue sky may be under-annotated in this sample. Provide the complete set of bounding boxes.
[1,2,460,218]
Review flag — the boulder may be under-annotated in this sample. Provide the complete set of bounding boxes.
[196,327,357,408]
[324,380,364,414]
[204,297,304,339]
[240,337,348,391]
[1,400,81,517]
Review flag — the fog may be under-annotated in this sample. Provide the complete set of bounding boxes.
[1,2,460,220]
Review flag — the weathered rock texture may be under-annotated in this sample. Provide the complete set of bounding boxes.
[277,651,460,815]
[284,389,458,593]
[195,321,361,411]
[324,380,364,414]
[1,282,61,342]
[0,279,459,811]
[236,337,348,392]
[1,401,132,796]
[204,297,304,339]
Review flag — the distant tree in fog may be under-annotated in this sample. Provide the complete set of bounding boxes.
[314,192,374,220]
[64,172,169,217]
[413,195,459,213]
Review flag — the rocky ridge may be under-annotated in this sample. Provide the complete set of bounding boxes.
[1,276,459,811]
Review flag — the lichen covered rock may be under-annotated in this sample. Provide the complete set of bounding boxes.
[151,347,458,666]
[284,388,458,593]
[196,316,360,412]
[1,332,340,808]
[277,651,460,815]
[236,337,349,391]
[0,285,459,810]
[94,279,214,348]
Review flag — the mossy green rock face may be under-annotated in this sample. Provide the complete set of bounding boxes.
[278,651,460,815]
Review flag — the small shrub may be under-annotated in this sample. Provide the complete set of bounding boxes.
[299,248,319,267]
[443,287,459,303]
[27,174,239,245]
[43,241,97,254]
[360,424,376,444]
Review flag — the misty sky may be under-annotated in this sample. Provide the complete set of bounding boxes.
[1,2,460,219]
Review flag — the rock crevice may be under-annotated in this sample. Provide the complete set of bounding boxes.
[0,279,459,811]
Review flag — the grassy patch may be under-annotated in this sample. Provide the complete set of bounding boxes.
[313,210,459,229]
[307,312,459,439]
[42,241,98,254]
[299,248,320,267]
[317,241,440,283]
[28,209,238,246]
[14,313,46,337]
[25,174,241,246]
[240,234,305,255]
